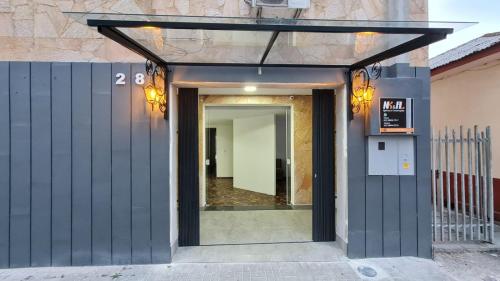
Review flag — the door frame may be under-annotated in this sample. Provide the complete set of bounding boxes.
[178,90,336,246]
[178,88,200,247]
[312,89,336,242]
[201,104,295,207]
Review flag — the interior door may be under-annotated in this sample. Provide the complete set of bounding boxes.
[312,89,336,242]
[178,88,200,246]
[286,107,292,205]
[205,128,216,177]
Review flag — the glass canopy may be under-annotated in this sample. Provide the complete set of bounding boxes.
[67,12,474,68]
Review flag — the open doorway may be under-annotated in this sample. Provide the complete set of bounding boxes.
[203,106,292,209]
[178,88,336,247]
[199,101,313,246]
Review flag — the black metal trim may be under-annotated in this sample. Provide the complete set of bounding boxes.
[350,33,447,69]
[166,62,350,68]
[260,31,280,65]
[346,70,353,121]
[97,26,167,66]
[88,19,454,35]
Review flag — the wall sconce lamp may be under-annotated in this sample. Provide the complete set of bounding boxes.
[350,62,381,114]
[143,60,168,117]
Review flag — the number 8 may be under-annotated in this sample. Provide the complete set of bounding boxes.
[135,73,145,85]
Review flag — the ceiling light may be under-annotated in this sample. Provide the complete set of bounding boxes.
[244,85,257,92]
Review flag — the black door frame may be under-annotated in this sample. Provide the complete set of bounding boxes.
[178,88,200,246]
[178,88,336,246]
[312,89,336,242]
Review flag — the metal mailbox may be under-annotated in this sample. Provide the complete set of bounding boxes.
[367,136,415,176]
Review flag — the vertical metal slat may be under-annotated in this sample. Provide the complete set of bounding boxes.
[452,129,459,240]
[481,132,488,241]
[486,126,494,242]
[460,126,466,240]
[474,126,481,239]
[438,130,444,241]
[467,129,474,239]
[445,127,451,241]
[431,129,437,240]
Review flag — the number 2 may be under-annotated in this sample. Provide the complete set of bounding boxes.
[116,73,126,85]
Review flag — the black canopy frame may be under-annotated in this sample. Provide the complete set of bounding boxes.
[86,17,458,70]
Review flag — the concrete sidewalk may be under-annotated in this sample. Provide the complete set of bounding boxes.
[1,240,499,281]
[0,257,458,281]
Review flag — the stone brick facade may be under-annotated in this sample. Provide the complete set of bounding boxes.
[0,0,427,64]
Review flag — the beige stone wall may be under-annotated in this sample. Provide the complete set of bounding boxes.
[198,95,313,205]
[0,0,427,64]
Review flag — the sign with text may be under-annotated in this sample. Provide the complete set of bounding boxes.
[379,98,414,133]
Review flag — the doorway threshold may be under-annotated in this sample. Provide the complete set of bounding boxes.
[202,205,312,211]
[172,242,345,263]
[200,209,312,244]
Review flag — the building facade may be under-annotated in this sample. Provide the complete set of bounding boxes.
[0,0,440,268]
[431,32,500,219]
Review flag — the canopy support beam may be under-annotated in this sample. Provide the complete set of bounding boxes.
[260,31,280,65]
[98,26,167,66]
[350,33,447,70]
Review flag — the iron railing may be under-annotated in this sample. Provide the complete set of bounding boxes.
[431,126,494,242]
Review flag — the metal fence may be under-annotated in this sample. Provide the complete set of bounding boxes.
[431,126,494,243]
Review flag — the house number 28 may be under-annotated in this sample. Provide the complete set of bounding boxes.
[115,73,145,85]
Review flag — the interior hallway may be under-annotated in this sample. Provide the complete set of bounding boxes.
[206,177,287,207]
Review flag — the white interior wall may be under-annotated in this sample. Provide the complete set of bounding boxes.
[169,86,179,251]
[233,114,276,195]
[335,85,348,246]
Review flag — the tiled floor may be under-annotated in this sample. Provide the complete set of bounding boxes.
[206,177,287,207]
[200,209,312,245]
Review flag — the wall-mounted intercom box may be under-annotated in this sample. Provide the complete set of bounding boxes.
[367,136,414,176]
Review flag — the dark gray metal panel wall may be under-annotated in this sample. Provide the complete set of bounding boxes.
[111,63,132,264]
[347,100,366,258]
[130,64,152,264]
[92,63,113,264]
[400,176,418,256]
[52,63,72,266]
[365,177,382,257]
[9,62,31,268]
[383,176,400,256]
[415,67,432,258]
[347,64,432,259]
[30,62,52,267]
[0,62,9,268]
[150,107,171,263]
[0,62,171,268]
[71,63,93,265]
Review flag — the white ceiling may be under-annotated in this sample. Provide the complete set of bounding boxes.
[199,87,311,96]
[205,106,289,126]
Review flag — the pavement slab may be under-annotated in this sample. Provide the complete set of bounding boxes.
[434,251,500,281]
[0,257,459,281]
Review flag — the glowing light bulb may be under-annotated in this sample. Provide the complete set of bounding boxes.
[244,85,257,92]
[149,88,157,99]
